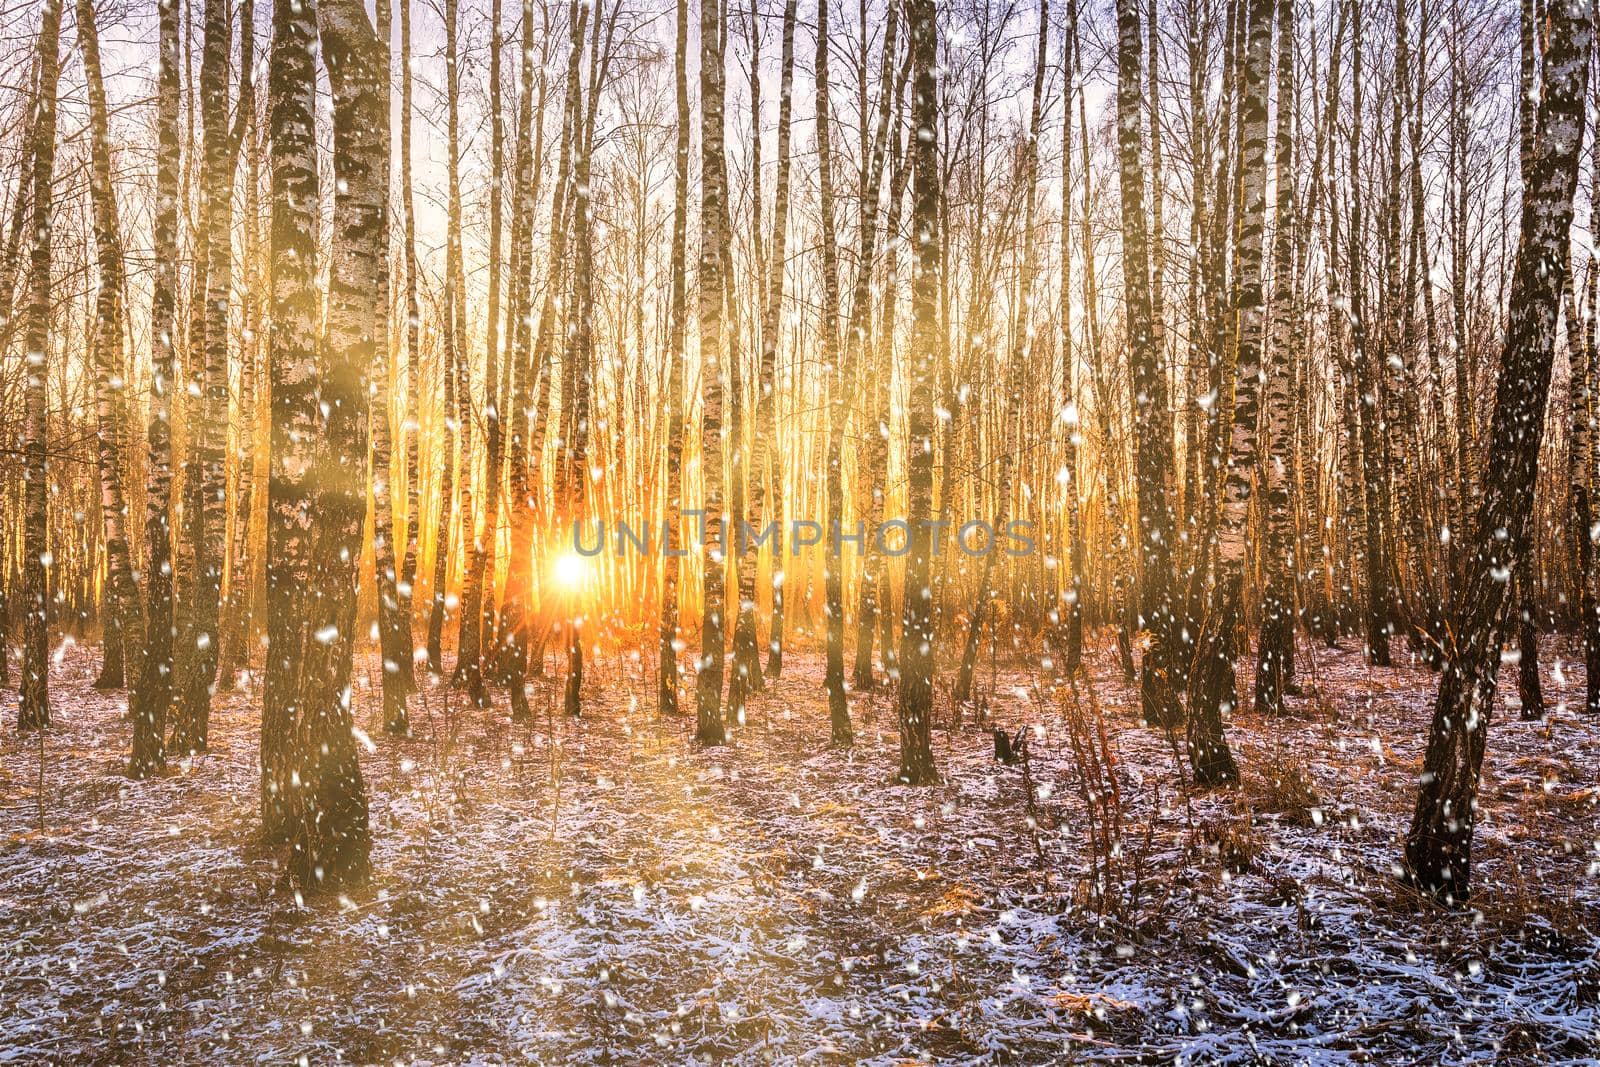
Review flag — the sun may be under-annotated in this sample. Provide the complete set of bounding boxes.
[551,551,590,594]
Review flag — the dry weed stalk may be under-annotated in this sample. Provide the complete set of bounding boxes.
[1056,669,1129,915]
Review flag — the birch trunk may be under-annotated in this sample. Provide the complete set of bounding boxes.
[18,0,62,732]
[366,0,407,730]
[658,0,693,716]
[1114,0,1190,743]
[695,0,729,744]
[725,3,767,723]
[264,0,378,888]
[173,0,239,754]
[79,0,143,694]
[274,0,384,891]
[220,0,260,690]
[753,0,798,681]
[816,0,854,745]
[1584,142,1600,714]
[857,89,911,689]
[1057,0,1084,673]
[1349,6,1393,665]
[425,0,463,675]
[1254,0,1297,714]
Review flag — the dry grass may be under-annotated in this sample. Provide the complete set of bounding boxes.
[1244,754,1322,826]
[1468,863,1596,944]
[1195,802,1260,875]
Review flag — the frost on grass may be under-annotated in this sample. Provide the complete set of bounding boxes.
[0,639,1595,1063]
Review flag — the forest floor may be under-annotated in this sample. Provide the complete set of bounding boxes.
[0,632,1597,1065]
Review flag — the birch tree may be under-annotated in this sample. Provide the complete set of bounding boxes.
[696,0,730,745]
[130,0,183,776]
[659,0,693,716]
[369,0,408,731]
[1113,0,1193,749]
[754,0,798,681]
[1254,0,1297,715]
[816,0,854,744]
[173,0,244,753]
[17,0,63,733]
[79,0,142,694]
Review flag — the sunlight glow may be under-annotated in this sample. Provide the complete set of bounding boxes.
[551,551,590,594]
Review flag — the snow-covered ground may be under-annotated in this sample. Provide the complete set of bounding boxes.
[1,636,1595,1064]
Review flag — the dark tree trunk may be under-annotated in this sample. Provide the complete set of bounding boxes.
[562,0,595,720]
[268,0,384,892]
[1516,584,1544,721]
[504,0,540,723]
[130,0,183,777]
[454,0,505,710]
[396,0,422,717]
[895,0,939,786]
[1403,0,1589,903]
